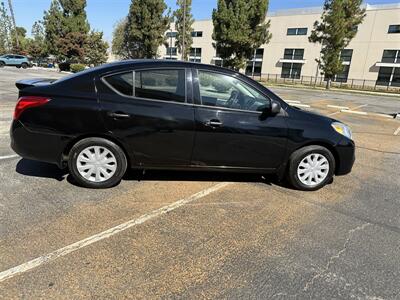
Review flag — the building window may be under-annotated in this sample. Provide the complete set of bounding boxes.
[166,31,177,38]
[340,49,353,62]
[281,63,302,79]
[191,31,203,37]
[377,67,400,87]
[376,50,400,87]
[283,48,304,60]
[328,49,353,82]
[189,47,201,62]
[388,25,400,34]
[214,60,223,67]
[382,50,400,63]
[245,48,264,76]
[166,47,177,56]
[287,28,308,35]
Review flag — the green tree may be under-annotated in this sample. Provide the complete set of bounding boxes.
[43,0,63,57]
[27,21,49,64]
[85,30,109,66]
[212,0,271,70]
[111,18,129,59]
[43,0,90,62]
[174,0,194,60]
[11,26,28,53]
[124,0,170,58]
[0,1,13,54]
[309,0,365,89]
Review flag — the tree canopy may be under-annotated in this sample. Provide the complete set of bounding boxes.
[212,0,271,70]
[174,0,194,60]
[309,0,366,88]
[123,0,170,58]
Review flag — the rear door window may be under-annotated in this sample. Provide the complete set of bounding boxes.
[134,69,186,103]
[103,72,134,96]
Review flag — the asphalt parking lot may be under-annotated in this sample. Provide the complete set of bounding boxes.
[0,66,400,299]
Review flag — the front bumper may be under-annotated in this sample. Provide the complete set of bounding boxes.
[335,137,355,176]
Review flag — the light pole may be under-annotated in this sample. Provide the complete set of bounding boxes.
[169,28,173,59]
[182,0,186,61]
[7,0,19,50]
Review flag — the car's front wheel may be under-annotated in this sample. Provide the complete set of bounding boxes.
[287,145,335,191]
[68,137,127,189]
[0,61,5,68]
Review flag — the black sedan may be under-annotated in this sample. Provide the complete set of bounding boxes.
[10,60,355,190]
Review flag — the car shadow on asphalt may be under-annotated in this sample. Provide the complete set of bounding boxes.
[123,169,291,189]
[15,159,67,182]
[15,158,292,189]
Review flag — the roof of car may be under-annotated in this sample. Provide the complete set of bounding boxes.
[91,59,237,75]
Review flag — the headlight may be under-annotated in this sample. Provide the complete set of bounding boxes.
[331,122,352,139]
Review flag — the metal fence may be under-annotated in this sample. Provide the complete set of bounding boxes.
[249,73,400,93]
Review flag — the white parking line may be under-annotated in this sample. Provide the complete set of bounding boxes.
[370,113,394,119]
[341,110,368,115]
[328,104,368,116]
[0,154,18,160]
[327,105,349,110]
[0,182,231,283]
[291,104,311,108]
[286,100,302,104]
[394,126,400,136]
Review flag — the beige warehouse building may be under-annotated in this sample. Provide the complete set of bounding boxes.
[159,3,400,88]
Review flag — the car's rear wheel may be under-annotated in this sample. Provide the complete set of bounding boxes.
[287,145,335,191]
[68,137,127,189]
[16,65,21,69]
[21,63,28,69]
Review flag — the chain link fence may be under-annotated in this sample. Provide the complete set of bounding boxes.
[250,73,400,93]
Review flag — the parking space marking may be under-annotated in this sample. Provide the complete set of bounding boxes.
[0,182,231,283]
[328,104,368,116]
[0,154,18,161]
[327,105,349,110]
[341,110,368,115]
[286,100,302,104]
[394,126,400,136]
[291,104,311,108]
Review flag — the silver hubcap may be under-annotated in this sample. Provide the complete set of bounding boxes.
[297,153,329,187]
[76,146,117,182]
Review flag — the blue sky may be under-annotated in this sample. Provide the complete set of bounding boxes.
[11,0,400,41]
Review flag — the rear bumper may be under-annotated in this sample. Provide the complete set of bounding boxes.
[10,120,68,168]
[335,137,355,176]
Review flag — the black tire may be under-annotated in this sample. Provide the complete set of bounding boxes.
[16,65,21,69]
[0,61,5,68]
[68,137,127,189]
[21,63,28,69]
[287,145,335,191]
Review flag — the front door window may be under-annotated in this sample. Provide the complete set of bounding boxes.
[197,70,270,112]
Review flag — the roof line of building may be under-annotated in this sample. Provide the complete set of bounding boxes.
[192,2,400,21]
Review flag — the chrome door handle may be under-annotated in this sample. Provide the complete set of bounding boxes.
[205,120,223,127]
[108,112,131,119]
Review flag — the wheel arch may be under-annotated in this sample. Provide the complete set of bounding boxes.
[292,141,340,175]
[62,134,132,168]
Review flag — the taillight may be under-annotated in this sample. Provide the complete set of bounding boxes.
[13,96,50,120]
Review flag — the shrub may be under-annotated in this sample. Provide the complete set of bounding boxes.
[58,62,71,72]
[70,63,86,73]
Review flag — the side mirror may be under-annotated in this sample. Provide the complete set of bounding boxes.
[270,101,282,115]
